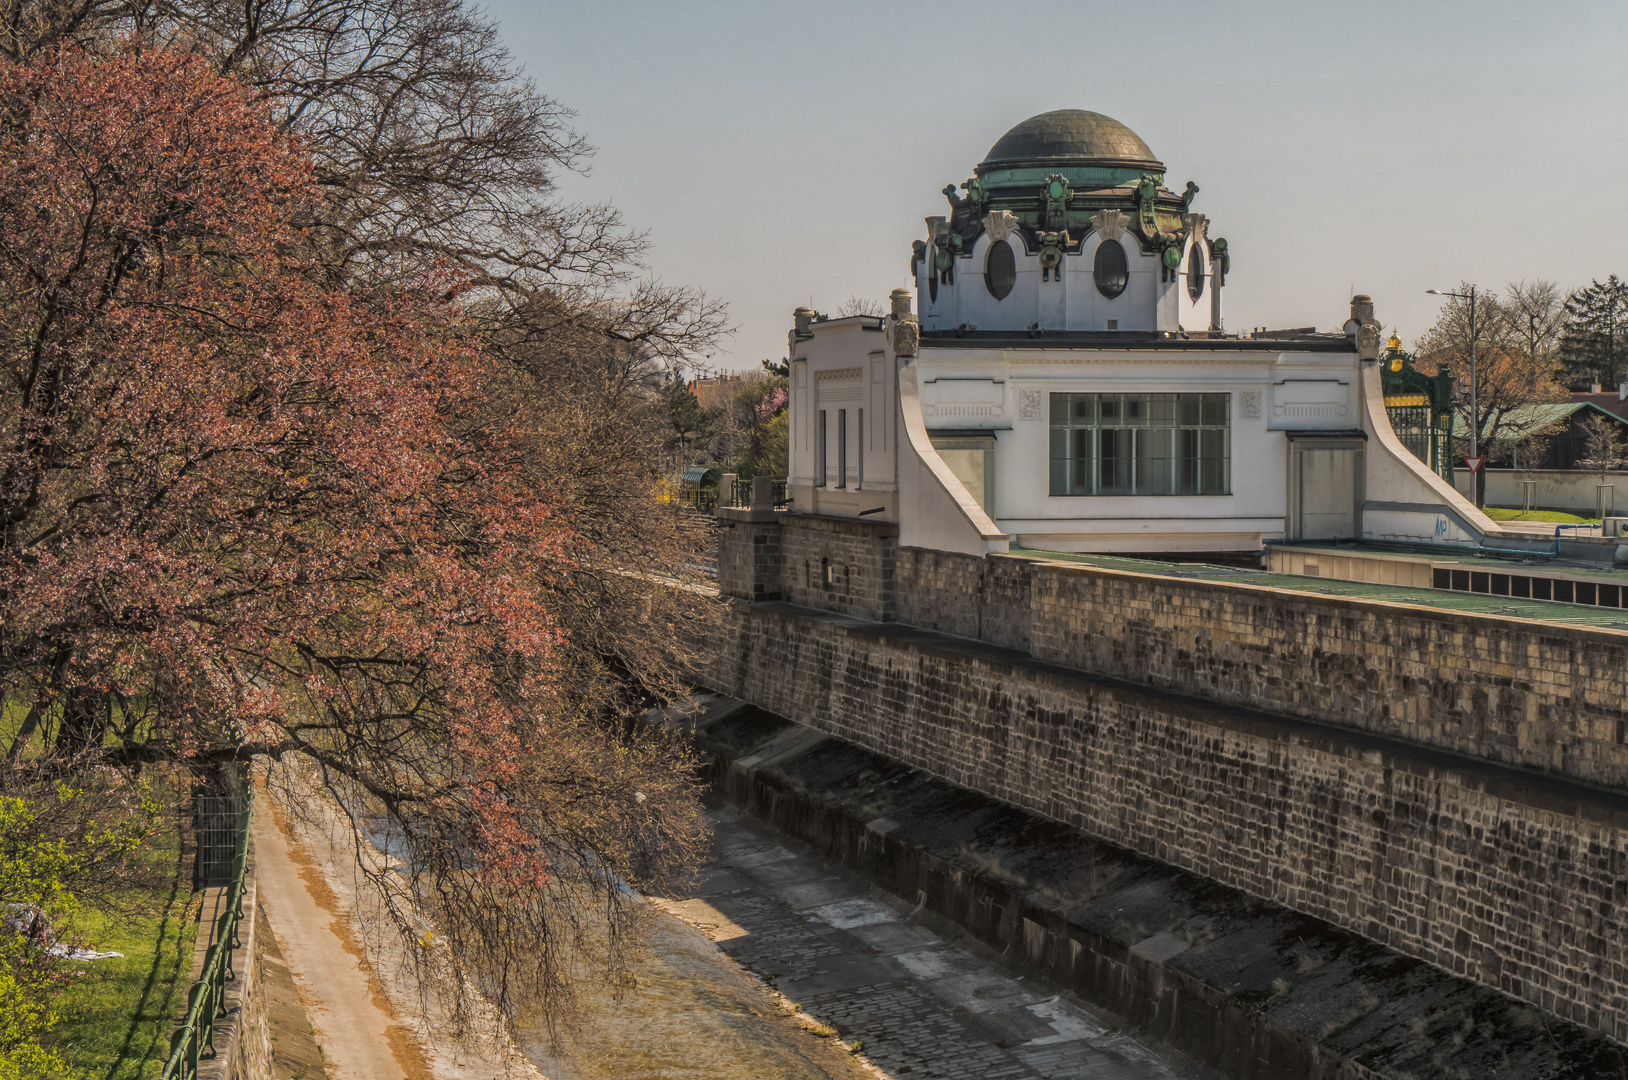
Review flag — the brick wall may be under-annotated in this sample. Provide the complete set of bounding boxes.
[696,603,1628,1042]
[773,514,898,622]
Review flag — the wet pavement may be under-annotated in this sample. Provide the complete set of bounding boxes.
[531,802,1206,1080]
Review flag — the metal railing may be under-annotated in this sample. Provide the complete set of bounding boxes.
[162,774,252,1080]
[722,477,788,509]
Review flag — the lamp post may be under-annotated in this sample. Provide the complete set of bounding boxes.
[1426,286,1480,507]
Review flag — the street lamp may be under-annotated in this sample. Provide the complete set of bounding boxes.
[1426,286,1480,507]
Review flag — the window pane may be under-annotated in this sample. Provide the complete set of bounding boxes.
[985,239,1016,300]
[1178,394,1201,425]
[1136,428,1172,494]
[1202,394,1227,424]
[1094,239,1129,298]
[1099,429,1130,494]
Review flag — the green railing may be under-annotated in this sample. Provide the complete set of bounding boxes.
[161,777,252,1080]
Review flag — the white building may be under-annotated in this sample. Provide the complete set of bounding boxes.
[787,109,1501,557]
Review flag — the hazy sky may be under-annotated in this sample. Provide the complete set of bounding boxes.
[484,0,1628,371]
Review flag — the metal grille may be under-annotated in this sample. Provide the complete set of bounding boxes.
[1386,403,1450,480]
[195,793,240,887]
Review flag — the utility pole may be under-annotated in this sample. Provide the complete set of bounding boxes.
[1427,286,1481,508]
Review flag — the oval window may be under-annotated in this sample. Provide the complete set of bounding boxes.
[1187,244,1205,300]
[985,239,1016,301]
[1093,239,1128,299]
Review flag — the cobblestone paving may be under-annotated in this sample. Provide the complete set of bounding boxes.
[651,806,1210,1080]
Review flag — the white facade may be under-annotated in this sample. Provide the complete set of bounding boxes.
[786,110,1503,557]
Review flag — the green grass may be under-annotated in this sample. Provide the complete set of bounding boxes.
[52,813,200,1080]
[1484,507,1601,524]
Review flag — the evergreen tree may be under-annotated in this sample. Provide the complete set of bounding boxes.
[1560,276,1628,389]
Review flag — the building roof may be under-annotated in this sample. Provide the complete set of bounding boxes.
[1568,390,1628,422]
[976,110,1163,176]
[1453,400,1628,438]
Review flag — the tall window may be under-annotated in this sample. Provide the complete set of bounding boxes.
[985,239,1016,300]
[1049,393,1230,496]
[858,408,865,487]
[818,409,827,486]
[837,409,847,488]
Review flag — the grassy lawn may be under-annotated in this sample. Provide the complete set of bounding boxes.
[1484,507,1601,524]
[51,800,201,1080]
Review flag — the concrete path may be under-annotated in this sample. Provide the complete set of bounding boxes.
[252,798,419,1080]
[644,804,1214,1080]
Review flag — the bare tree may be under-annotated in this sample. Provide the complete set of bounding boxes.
[834,295,884,318]
[1415,282,1567,470]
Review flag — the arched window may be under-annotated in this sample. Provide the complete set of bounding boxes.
[1188,244,1205,300]
[1093,239,1128,299]
[985,239,1016,301]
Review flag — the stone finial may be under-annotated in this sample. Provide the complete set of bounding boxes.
[793,306,815,342]
[1348,295,1381,361]
[890,288,912,319]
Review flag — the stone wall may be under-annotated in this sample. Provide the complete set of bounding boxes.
[772,514,898,622]
[716,508,783,602]
[197,837,276,1080]
[891,547,1628,793]
[696,602,1628,1044]
[682,697,1628,1080]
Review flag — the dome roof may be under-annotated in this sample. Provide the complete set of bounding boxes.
[976,110,1163,175]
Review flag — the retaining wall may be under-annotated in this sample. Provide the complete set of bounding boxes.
[695,601,1628,1044]
[889,546,1628,792]
[680,695,1628,1080]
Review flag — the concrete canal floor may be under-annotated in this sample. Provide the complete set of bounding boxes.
[527,803,1210,1080]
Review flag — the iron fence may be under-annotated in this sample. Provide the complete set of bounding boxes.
[163,770,252,1080]
[723,477,788,509]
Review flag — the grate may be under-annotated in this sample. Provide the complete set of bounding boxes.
[195,793,240,887]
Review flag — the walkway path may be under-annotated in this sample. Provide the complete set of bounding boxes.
[252,778,544,1080]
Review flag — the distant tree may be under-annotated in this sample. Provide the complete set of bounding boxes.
[835,296,884,318]
[1416,282,1568,506]
[1578,413,1627,482]
[1415,282,1567,460]
[718,375,790,480]
[761,356,790,376]
[661,372,720,463]
[1560,276,1628,390]
[1505,279,1567,369]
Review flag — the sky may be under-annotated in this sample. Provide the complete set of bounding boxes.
[483,0,1628,372]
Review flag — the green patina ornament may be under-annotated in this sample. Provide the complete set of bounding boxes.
[1161,244,1183,270]
[960,177,987,213]
[1135,173,1161,235]
[1181,181,1199,212]
[933,233,963,283]
[942,183,962,211]
[1041,173,1073,231]
[1211,237,1229,284]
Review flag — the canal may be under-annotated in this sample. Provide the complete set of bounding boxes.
[524,804,1209,1080]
